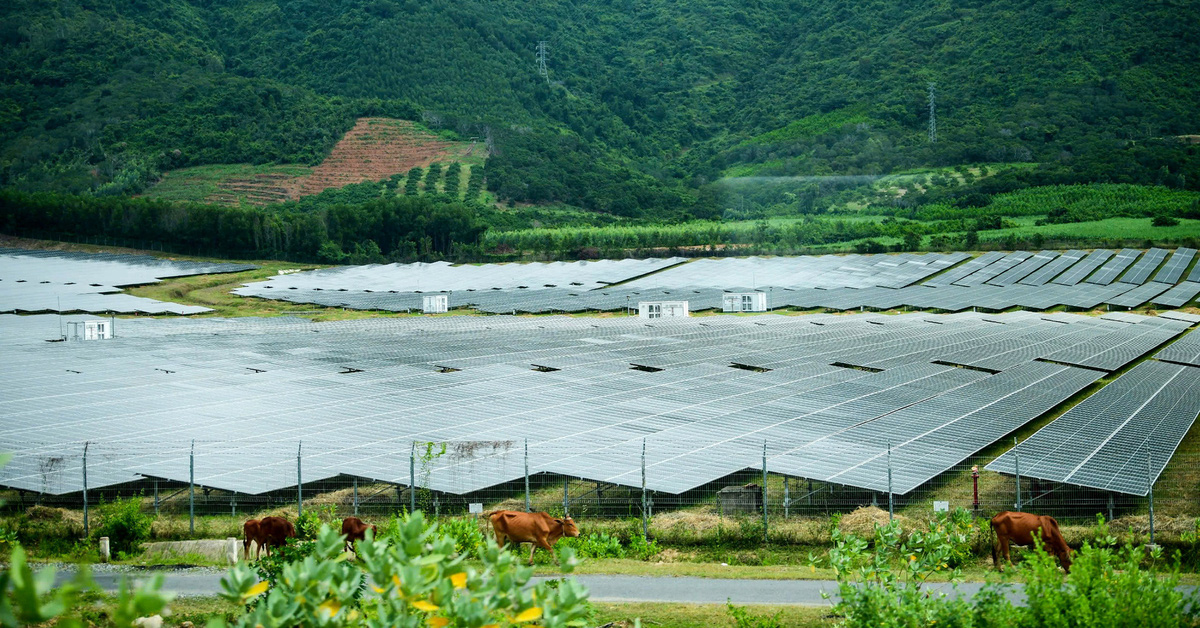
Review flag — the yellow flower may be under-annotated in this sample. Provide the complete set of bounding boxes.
[372,585,385,594]
[510,607,543,623]
[428,617,450,628]
[348,610,360,621]
[393,574,404,588]
[412,599,440,613]
[241,581,269,601]
[482,625,500,628]
[318,599,341,617]
[450,572,468,589]
[909,555,916,562]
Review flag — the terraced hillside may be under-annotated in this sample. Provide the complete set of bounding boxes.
[141,118,479,206]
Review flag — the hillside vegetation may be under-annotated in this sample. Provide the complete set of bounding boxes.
[2,0,1199,259]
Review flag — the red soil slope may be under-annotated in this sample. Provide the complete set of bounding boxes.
[294,118,469,197]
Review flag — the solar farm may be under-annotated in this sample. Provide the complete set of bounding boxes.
[232,247,1200,314]
[2,246,1200,519]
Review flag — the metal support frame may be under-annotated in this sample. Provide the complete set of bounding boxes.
[524,439,531,512]
[82,442,90,537]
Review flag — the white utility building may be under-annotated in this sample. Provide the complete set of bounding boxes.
[722,292,768,313]
[638,301,689,319]
[422,294,449,314]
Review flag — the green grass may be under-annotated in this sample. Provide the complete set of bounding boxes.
[140,163,311,204]
[986,216,1200,242]
[593,601,834,627]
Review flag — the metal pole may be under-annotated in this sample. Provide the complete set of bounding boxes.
[1014,453,1022,512]
[353,477,359,516]
[297,442,303,519]
[762,441,768,544]
[410,442,417,514]
[82,442,89,537]
[154,479,159,516]
[231,493,236,516]
[1148,450,1155,546]
[641,439,648,538]
[524,439,531,512]
[972,466,980,511]
[189,440,195,533]
[784,477,790,518]
[563,476,569,517]
[887,441,893,522]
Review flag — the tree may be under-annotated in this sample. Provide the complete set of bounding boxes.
[424,162,444,194]
[443,162,462,198]
[404,167,423,195]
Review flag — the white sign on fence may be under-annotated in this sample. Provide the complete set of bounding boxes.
[469,503,484,514]
[933,501,950,512]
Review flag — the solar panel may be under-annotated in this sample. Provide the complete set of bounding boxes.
[1085,249,1141,285]
[986,360,1200,495]
[1151,248,1195,284]
[1020,250,1086,285]
[1052,249,1113,285]
[1118,248,1169,285]
[0,310,1167,497]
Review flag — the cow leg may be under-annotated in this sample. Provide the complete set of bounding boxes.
[528,543,537,565]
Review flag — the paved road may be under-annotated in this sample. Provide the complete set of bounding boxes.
[59,567,1023,606]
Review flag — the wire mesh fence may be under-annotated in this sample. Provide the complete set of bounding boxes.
[2,439,1197,543]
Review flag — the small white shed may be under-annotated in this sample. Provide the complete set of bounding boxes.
[722,292,768,313]
[422,294,449,314]
[638,301,689,319]
[67,319,112,341]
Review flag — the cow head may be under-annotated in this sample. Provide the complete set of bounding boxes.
[1057,546,1074,574]
[556,517,580,538]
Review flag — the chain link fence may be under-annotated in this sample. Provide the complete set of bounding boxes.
[2,440,1197,545]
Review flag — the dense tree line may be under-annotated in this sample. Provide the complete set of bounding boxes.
[0,189,485,262]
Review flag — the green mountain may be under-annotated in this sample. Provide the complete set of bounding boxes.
[2,0,1198,217]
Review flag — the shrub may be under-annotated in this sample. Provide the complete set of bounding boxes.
[296,504,337,540]
[92,496,153,556]
[437,516,486,556]
[213,512,591,628]
[1153,214,1180,227]
[727,601,784,628]
[253,538,317,588]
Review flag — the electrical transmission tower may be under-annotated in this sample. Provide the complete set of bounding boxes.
[536,41,549,84]
[927,82,937,144]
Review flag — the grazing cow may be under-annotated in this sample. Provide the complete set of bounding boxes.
[242,518,264,561]
[257,515,297,557]
[341,517,376,552]
[486,510,580,565]
[991,511,1073,573]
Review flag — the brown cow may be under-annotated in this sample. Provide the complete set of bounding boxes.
[243,519,264,561]
[257,515,297,557]
[341,517,376,552]
[486,510,580,565]
[991,511,1073,573]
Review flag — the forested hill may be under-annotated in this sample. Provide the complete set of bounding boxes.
[2,0,1199,217]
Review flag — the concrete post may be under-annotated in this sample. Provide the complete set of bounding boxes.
[524,439,531,513]
[887,441,893,522]
[82,442,90,537]
[1148,451,1156,546]
[189,440,195,534]
[761,441,768,544]
[98,536,110,562]
[226,537,239,564]
[296,442,303,519]
[641,439,648,538]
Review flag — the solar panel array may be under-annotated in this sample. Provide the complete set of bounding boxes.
[986,356,1200,495]
[237,248,1200,315]
[0,248,255,315]
[3,309,1182,497]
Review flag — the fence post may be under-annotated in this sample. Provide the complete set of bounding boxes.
[762,441,768,544]
[297,442,303,519]
[410,442,417,514]
[641,439,648,538]
[1014,437,1022,512]
[887,441,893,522]
[189,440,195,534]
[353,477,359,516]
[523,439,531,512]
[563,476,569,517]
[784,477,790,518]
[1147,450,1156,546]
[154,479,159,516]
[82,442,90,538]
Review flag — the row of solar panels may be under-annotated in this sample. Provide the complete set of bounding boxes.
[987,324,1200,496]
[2,310,1190,497]
[0,248,255,315]
[238,248,1200,314]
